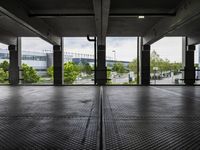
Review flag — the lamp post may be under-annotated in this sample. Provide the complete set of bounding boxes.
[153,67,158,84]
[112,50,116,83]
[112,50,116,62]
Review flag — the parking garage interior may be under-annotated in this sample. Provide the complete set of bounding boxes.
[1,0,200,149]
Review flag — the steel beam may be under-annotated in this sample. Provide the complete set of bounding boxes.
[143,0,200,45]
[0,27,17,45]
[0,0,61,45]
[93,0,110,44]
[53,42,64,85]
[188,36,200,45]
[29,13,175,18]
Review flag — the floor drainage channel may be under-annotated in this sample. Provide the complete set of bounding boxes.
[97,86,105,150]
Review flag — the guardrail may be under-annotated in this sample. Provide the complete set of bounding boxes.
[91,69,111,81]
[179,68,200,81]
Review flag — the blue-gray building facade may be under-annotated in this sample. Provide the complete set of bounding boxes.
[0,48,130,71]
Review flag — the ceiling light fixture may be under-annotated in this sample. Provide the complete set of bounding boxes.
[138,16,145,19]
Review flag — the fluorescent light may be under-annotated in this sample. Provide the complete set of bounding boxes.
[138,16,145,19]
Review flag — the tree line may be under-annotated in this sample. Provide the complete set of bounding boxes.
[0,60,93,84]
[47,61,93,84]
[0,50,183,84]
[0,60,40,83]
[128,50,182,75]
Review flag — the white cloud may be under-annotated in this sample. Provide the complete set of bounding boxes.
[21,37,52,52]
[64,37,138,61]
[64,37,94,54]
[151,37,182,62]
[106,37,137,61]
[0,43,8,49]
[1,36,192,63]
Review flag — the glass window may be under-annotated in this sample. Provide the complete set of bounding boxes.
[64,37,94,85]
[106,37,138,85]
[150,37,183,85]
[21,37,53,85]
[0,43,9,84]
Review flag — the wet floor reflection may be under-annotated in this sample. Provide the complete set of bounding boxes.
[104,86,200,149]
[0,86,200,149]
[47,87,69,148]
[3,87,30,149]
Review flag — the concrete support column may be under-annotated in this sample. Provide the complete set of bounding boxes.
[141,44,151,85]
[96,44,106,85]
[182,37,187,81]
[53,43,63,85]
[184,44,195,85]
[8,45,19,85]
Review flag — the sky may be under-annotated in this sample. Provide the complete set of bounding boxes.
[0,37,199,63]
[151,37,182,63]
[106,37,137,61]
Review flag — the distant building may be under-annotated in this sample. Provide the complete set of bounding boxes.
[198,45,200,79]
[0,49,130,73]
[0,49,47,70]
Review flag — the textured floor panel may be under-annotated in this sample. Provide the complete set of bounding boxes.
[104,86,200,150]
[1,86,200,149]
[0,86,99,149]
[0,117,97,149]
[104,118,200,150]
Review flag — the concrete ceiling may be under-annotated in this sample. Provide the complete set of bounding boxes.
[1,0,200,45]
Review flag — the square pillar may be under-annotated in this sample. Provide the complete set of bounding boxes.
[184,45,195,85]
[53,44,63,85]
[182,37,187,80]
[141,44,150,85]
[96,45,107,85]
[8,45,19,85]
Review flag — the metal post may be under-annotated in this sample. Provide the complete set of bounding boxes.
[87,35,97,85]
[137,37,140,84]
[112,50,116,61]
[141,43,151,85]
[8,45,19,85]
[97,44,106,85]
[53,40,63,85]
[184,44,195,85]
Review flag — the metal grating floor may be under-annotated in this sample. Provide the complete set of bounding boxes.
[103,86,200,150]
[0,86,99,150]
[0,86,200,149]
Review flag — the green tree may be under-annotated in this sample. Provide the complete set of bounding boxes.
[0,68,8,83]
[171,62,182,74]
[107,67,112,84]
[47,62,80,84]
[79,63,93,75]
[0,61,9,83]
[0,60,9,72]
[47,66,53,77]
[112,62,126,74]
[22,64,40,83]
[150,50,182,74]
[64,62,80,84]
[0,61,41,83]
[128,59,137,73]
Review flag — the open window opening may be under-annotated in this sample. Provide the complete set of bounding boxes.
[150,37,183,85]
[106,37,138,85]
[63,37,94,85]
[21,37,53,85]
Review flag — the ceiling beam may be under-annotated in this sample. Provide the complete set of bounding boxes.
[29,13,175,18]
[29,8,176,18]
[0,0,61,45]
[93,0,110,45]
[143,0,200,45]
[0,27,17,45]
[188,36,200,45]
[29,13,95,18]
